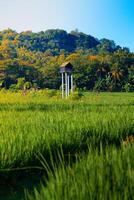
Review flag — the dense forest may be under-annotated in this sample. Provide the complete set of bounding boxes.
[0,28,134,91]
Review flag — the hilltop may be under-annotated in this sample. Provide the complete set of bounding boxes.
[0,28,133,91]
[0,28,125,55]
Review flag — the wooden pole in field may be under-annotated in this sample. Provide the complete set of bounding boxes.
[71,74,73,92]
[65,73,68,99]
[67,75,70,96]
[61,73,64,99]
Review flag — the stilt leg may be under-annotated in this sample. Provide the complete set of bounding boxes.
[62,73,64,99]
[71,74,73,92]
[68,75,70,97]
[65,73,68,99]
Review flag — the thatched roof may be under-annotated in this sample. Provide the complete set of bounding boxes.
[60,62,73,68]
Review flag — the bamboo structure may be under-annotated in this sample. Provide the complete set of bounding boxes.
[60,62,73,99]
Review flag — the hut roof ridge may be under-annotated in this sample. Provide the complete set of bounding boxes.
[60,61,72,67]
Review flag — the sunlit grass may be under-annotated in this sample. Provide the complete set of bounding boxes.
[28,145,134,200]
[0,90,133,200]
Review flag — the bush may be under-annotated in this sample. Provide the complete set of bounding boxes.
[124,83,134,92]
[24,82,32,90]
[9,84,18,92]
[45,89,57,98]
[16,78,25,90]
[93,79,106,92]
[69,90,84,100]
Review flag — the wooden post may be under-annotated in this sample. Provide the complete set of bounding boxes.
[62,73,64,99]
[67,75,70,96]
[71,74,73,92]
[65,73,68,99]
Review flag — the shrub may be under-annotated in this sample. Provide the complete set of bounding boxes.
[69,90,84,100]
[16,78,25,90]
[93,79,107,92]
[45,89,57,98]
[124,83,134,92]
[24,82,32,90]
[9,84,18,92]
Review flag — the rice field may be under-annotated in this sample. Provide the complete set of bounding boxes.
[0,90,134,200]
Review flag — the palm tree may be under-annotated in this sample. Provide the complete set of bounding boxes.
[111,63,123,81]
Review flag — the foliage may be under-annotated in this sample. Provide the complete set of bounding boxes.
[0,28,133,91]
[16,77,25,89]
[69,90,84,100]
[124,83,134,92]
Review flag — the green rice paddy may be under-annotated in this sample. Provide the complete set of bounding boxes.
[0,91,133,200]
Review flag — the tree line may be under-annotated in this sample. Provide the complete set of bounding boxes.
[0,28,133,92]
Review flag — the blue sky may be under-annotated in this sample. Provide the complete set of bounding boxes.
[0,0,134,51]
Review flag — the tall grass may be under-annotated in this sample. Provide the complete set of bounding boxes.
[0,93,133,169]
[0,91,133,199]
[28,145,134,200]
